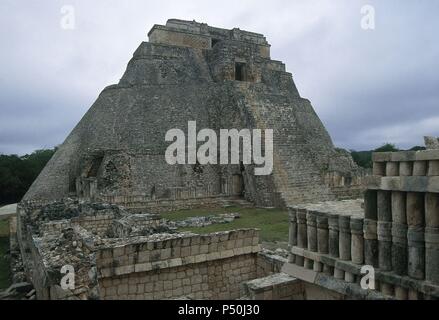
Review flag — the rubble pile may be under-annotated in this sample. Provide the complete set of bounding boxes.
[21,198,126,236]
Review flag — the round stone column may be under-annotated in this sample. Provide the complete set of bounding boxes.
[399,161,413,176]
[377,191,392,271]
[386,162,399,176]
[339,215,351,261]
[317,212,329,254]
[288,207,297,264]
[296,208,308,267]
[364,190,379,268]
[413,161,427,176]
[373,162,386,176]
[391,191,408,275]
[428,160,439,176]
[350,217,364,265]
[339,215,353,282]
[328,213,341,278]
[406,192,425,280]
[307,211,319,271]
[317,212,330,274]
[425,193,439,284]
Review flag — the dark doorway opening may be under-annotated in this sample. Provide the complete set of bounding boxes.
[235,63,246,81]
[232,174,244,196]
[87,156,103,178]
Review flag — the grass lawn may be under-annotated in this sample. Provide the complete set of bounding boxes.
[0,219,10,289]
[161,206,289,243]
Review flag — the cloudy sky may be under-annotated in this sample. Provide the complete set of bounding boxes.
[1,0,438,155]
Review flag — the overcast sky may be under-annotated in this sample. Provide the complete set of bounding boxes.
[1,0,438,155]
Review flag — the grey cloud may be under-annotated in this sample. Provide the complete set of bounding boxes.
[1,0,438,155]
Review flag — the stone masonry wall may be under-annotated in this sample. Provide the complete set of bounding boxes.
[37,211,115,237]
[100,195,240,214]
[96,229,261,300]
[100,254,257,300]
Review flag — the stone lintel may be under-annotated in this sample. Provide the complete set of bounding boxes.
[0,203,17,221]
[366,176,439,193]
[372,150,439,162]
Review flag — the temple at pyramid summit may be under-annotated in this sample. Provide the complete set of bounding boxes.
[23,19,365,209]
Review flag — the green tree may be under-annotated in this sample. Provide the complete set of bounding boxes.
[409,146,426,151]
[0,148,56,205]
[374,143,399,152]
[350,143,426,169]
[350,150,373,168]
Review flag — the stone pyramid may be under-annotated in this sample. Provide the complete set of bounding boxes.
[24,19,363,207]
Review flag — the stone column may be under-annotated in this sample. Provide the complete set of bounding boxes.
[363,190,379,268]
[406,192,425,280]
[339,216,351,261]
[427,160,439,176]
[339,215,353,282]
[350,217,364,265]
[425,193,439,284]
[413,161,427,176]
[317,213,329,254]
[317,212,329,274]
[386,162,399,176]
[377,191,392,271]
[399,161,413,176]
[328,213,341,278]
[288,207,297,264]
[391,191,408,275]
[307,211,319,271]
[296,209,307,267]
[377,190,393,296]
[305,211,317,269]
[373,162,386,176]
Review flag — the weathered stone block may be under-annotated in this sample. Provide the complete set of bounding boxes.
[182,256,195,265]
[181,246,191,257]
[114,265,135,276]
[118,283,128,295]
[195,254,207,263]
[134,263,152,273]
[113,246,125,257]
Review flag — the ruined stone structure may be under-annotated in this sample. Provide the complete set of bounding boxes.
[283,149,439,300]
[13,199,304,300]
[12,198,369,300]
[23,19,364,209]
